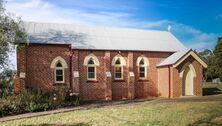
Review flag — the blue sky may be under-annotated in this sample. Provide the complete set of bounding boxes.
[6,0,222,52]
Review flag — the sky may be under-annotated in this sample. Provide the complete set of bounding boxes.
[4,0,222,69]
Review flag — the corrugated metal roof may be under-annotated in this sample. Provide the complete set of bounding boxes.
[22,22,187,52]
[157,49,191,67]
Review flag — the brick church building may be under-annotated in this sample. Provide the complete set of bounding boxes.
[14,22,207,100]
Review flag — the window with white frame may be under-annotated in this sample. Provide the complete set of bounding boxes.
[87,58,96,80]
[83,54,100,81]
[139,59,146,79]
[55,62,64,83]
[137,56,149,79]
[114,58,123,80]
[50,56,68,83]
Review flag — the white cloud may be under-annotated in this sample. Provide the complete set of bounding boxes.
[6,0,219,51]
[169,22,218,51]
[5,0,170,29]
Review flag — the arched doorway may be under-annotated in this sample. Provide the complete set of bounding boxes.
[182,66,194,96]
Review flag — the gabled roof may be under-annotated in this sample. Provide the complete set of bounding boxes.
[21,22,187,52]
[157,49,208,68]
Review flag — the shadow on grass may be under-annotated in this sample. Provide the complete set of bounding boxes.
[203,87,222,96]
[187,117,222,126]
[21,123,90,126]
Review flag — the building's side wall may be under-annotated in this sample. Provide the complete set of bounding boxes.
[157,66,169,98]
[172,56,203,97]
[133,52,170,98]
[15,44,178,100]
[21,44,71,90]
[77,51,171,100]
[14,46,27,94]
[78,51,107,100]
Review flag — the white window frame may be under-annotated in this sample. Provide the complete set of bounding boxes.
[50,56,68,84]
[87,59,97,81]
[87,64,97,80]
[55,67,65,83]
[137,56,149,80]
[114,60,124,80]
[139,61,147,79]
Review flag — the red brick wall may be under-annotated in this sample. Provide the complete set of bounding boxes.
[14,46,27,93]
[157,66,170,98]
[133,52,171,98]
[172,56,203,97]
[78,51,106,100]
[15,44,203,100]
[25,44,71,90]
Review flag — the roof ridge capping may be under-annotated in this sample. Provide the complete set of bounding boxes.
[157,49,208,68]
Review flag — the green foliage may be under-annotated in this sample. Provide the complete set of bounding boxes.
[213,37,222,80]
[0,0,27,69]
[198,37,222,81]
[214,37,222,66]
[0,87,80,117]
[198,49,217,81]
[0,69,15,98]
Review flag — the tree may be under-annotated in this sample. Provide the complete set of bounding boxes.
[213,37,222,80]
[198,49,217,81]
[0,68,15,97]
[0,0,27,70]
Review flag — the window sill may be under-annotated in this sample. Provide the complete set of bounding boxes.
[54,83,66,85]
[86,80,99,83]
[114,80,125,82]
[138,79,149,82]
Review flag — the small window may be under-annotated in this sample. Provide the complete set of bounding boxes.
[55,62,64,83]
[87,58,96,80]
[139,59,146,79]
[115,58,121,65]
[139,59,144,65]
[114,59,123,80]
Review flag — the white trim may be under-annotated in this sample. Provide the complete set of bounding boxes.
[114,65,123,80]
[179,62,196,78]
[136,55,149,66]
[139,66,147,79]
[111,54,126,66]
[87,65,97,80]
[112,55,125,80]
[50,56,68,68]
[173,51,207,68]
[54,68,65,83]
[85,56,97,80]
[83,53,100,66]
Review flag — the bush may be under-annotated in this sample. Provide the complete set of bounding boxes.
[0,87,80,117]
[0,69,15,98]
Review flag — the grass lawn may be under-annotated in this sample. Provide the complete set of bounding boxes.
[1,101,222,126]
[1,83,222,126]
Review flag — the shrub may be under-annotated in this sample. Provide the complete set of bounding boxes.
[0,86,80,117]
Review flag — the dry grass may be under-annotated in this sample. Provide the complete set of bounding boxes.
[1,100,222,126]
[1,83,222,126]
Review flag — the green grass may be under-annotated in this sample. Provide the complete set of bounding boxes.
[1,100,222,126]
[1,83,222,126]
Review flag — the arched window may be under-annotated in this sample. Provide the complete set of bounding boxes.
[139,59,146,79]
[55,62,65,83]
[50,56,68,83]
[83,54,100,81]
[87,58,96,80]
[112,54,126,80]
[137,56,149,79]
[114,58,123,80]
